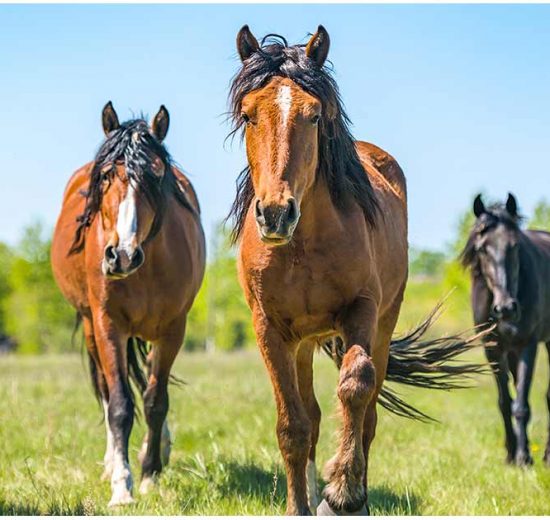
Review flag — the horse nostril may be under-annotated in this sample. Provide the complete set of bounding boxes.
[255,199,265,223]
[492,304,502,316]
[131,247,144,269]
[105,245,118,263]
[287,198,299,224]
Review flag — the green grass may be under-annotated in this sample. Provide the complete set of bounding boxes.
[1,347,550,515]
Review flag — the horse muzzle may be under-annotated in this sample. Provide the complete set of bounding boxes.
[102,245,144,278]
[254,198,300,246]
[492,299,520,323]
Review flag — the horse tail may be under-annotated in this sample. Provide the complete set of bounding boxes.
[322,302,491,422]
[126,338,186,399]
[127,338,150,399]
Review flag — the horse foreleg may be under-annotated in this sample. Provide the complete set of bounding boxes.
[139,326,183,494]
[485,346,516,463]
[81,317,115,481]
[513,341,537,466]
[321,298,377,515]
[94,318,134,507]
[296,340,321,511]
[255,312,311,515]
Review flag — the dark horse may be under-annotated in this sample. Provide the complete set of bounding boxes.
[228,25,487,515]
[462,193,550,466]
[51,103,205,506]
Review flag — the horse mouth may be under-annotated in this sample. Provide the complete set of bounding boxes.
[102,260,138,280]
[260,235,291,246]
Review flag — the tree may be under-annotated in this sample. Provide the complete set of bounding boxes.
[409,247,446,279]
[0,242,13,335]
[4,221,74,353]
[529,199,550,231]
[184,222,255,352]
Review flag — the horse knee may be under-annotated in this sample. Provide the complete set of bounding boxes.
[337,346,375,410]
[108,391,134,439]
[276,416,312,462]
[512,401,531,423]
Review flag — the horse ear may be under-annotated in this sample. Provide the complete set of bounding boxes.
[506,192,518,217]
[152,105,170,142]
[305,25,330,67]
[102,101,120,136]
[473,194,486,218]
[237,25,260,62]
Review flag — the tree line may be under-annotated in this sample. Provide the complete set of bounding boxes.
[1,199,549,354]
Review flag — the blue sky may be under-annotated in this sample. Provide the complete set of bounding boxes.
[1,4,549,252]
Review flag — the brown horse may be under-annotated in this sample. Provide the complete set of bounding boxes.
[228,26,485,515]
[51,102,205,506]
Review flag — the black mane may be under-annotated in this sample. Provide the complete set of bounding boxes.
[460,203,523,272]
[226,34,379,241]
[70,119,196,254]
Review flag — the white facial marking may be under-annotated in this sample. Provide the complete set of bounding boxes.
[277,84,293,131]
[116,183,138,255]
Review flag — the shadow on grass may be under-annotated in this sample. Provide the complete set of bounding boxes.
[369,485,422,515]
[214,459,421,515]
[218,459,287,505]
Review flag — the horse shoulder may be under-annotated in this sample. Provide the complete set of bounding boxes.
[355,141,407,202]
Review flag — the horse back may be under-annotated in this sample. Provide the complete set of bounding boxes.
[355,141,407,203]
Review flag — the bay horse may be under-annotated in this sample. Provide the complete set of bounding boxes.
[51,102,205,506]
[461,193,550,466]
[228,25,486,515]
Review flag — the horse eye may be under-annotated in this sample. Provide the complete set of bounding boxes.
[311,114,321,125]
[241,112,251,124]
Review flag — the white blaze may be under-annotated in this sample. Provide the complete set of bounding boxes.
[277,84,292,131]
[116,183,138,255]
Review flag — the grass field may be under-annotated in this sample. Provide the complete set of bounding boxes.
[1,345,550,515]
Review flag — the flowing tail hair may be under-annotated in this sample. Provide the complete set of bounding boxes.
[322,302,492,422]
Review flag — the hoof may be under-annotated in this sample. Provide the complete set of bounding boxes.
[317,499,369,516]
[139,475,157,495]
[108,491,134,508]
[505,453,515,465]
[515,452,534,467]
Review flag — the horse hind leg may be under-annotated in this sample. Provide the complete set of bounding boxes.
[138,347,171,470]
[297,341,322,511]
[139,329,183,495]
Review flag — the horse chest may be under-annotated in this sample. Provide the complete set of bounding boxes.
[250,248,362,326]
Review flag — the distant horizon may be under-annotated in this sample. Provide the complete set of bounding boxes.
[1,4,549,253]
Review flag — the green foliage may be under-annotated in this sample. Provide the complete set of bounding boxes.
[0,242,14,334]
[184,222,255,352]
[409,248,446,278]
[529,199,550,231]
[3,222,74,354]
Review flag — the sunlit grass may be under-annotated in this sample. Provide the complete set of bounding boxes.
[1,347,550,515]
